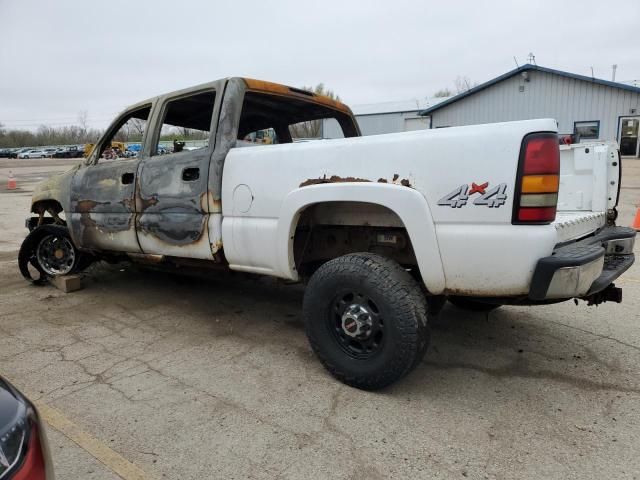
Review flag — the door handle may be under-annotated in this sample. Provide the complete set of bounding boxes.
[121,172,134,184]
[182,167,200,182]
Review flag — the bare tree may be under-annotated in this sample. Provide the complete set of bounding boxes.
[454,76,477,94]
[128,118,146,140]
[433,88,453,97]
[113,128,128,142]
[77,110,89,133]
[289,83,340,139]
[177,126,192,138]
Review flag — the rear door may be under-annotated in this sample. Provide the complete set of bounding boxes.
[136,85,223,259]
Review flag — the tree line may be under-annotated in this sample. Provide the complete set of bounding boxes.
[0,122,103,148]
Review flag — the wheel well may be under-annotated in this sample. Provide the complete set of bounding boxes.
[293,201,419,279]
[32,200,63,215]
[31,200,66,227]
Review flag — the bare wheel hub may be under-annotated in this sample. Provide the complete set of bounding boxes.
[341,304,373,339]
[36,234,76,276]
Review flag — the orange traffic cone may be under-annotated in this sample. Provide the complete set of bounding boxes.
[7,171,16,190]
[632,207,640,231]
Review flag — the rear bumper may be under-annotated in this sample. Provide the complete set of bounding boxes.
[529,226,636,301]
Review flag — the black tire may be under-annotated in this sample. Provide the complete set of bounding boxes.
[18,224,92,283]
[448,296,501,312]
[303,253,429,390]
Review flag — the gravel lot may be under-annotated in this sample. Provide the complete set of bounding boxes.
[0,157,639,479]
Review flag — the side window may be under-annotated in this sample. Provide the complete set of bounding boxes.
[236,91,357,148]
[97,106,150,162]
[154,91,216,155]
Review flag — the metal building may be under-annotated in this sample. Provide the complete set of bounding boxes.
[419,64,640,157]
[322,98,449,138]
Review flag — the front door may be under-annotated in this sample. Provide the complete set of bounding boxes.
[69,105,151,253]
[136,88,221,259]
[618,117,640,157]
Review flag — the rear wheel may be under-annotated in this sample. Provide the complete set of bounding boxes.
[448,296,501,312]
[303,253,429,390]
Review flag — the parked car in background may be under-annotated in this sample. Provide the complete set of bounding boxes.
[52,146,84,159]
[9,148,32,159]
[43,148,57,158]
[18,149,47,159]
[0,376,54,479]
[0,148,14,158]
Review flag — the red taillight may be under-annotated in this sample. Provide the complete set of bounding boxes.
[522,137,560,174]
[517,206,557,222]
[513,133,560,224]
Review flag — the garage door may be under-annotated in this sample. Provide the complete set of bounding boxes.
[404,117,430,131]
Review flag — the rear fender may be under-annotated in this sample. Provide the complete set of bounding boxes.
[277,182,446,294]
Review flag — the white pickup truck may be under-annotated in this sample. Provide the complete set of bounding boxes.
[19,77,636,390]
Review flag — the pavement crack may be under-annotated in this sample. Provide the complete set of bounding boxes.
[545,319,640,353]
[422,359,640,394]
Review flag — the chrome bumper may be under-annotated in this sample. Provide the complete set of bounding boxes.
[530,226,636,301]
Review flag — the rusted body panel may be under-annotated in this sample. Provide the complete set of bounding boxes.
[299,174,413,188]
[31,168,77,214]
[136,145,215,259]
[243,78,353,114]
[208,78,245,205]
[69,159,142,252]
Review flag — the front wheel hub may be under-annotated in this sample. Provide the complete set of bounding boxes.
[36,234,76,275]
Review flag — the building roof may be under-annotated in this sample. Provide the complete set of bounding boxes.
[352,96,450,116]
[418,64,640,116]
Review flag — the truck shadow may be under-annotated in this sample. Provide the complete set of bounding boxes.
[410,304,640,395]
[80,262,640,395]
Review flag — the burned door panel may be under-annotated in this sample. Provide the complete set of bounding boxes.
[70,160,142,252]
[136,150,213,258]
[136,89,220,259]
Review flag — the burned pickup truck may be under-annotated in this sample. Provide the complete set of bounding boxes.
[19,77,636,390]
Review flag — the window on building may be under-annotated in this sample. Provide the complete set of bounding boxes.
[574,121,600,139]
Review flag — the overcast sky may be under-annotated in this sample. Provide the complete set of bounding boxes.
[1,0,639,130]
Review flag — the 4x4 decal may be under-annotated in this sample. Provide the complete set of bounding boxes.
[438,182,507,208]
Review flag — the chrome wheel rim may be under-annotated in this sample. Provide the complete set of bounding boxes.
[36,234,75,275]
